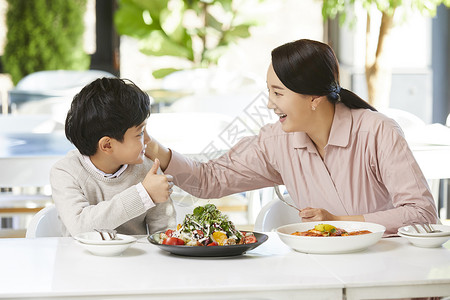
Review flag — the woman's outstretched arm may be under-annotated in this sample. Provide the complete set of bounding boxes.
[145,136,172,172]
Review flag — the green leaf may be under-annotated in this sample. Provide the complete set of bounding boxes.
[205,204,216,212]
[160,4,187,42]
[193,206,204,217]
[214,0,233,11]
[114,0,161,38]
[203,45,228,64]
[206,11,223,32]
[129,0,169,21]
[222,24,251,43]
[139,30,194,60]
[152,68,181,79]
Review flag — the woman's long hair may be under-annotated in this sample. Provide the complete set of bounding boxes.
[271,39,376,111]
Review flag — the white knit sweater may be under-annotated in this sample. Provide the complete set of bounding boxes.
[50,150,176,237]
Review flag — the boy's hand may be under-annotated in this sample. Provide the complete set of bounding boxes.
[142,158,174,203]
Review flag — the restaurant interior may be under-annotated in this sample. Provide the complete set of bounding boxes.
[0,0,450,299]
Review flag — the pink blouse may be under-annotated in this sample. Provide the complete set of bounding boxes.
[165,103,438,234]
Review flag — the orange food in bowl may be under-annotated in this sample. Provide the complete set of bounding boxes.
[212,231,228,246]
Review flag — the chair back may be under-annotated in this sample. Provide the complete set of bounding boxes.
[25,204,63,238]
[9,70,115,111]
[15,70,115,92]
[0,114,59,133]
[254,195,301,232]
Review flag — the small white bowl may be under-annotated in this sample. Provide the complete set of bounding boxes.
[398,224,450,237]
[74,232,137,256]
[397,232,450,248]
[74,232,137,245]
[76,240,135,256]
[276,221,385,254]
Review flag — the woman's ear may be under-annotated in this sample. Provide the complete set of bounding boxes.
[311,95,326,110]
[98,136,113,154]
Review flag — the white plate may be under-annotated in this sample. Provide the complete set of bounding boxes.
[276,221,385,254]
[397,232,450,248]
[76,240,135,256]
[74,232,137,245]
[398,224,450,237]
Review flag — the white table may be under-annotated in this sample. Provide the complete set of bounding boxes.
[310,236,450,300]
[0,233,449,300]
[0,233,342,300]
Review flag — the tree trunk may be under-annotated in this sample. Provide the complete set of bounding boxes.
[365,10,396,109]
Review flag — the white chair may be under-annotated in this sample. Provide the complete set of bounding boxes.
[13,70,115,93]
[254,194,301,232]
[9,70,115,112]
[25,204,63,238]
[0,114,60,133]
[16,96,71,126]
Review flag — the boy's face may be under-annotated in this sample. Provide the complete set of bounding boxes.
[110,120,150,165]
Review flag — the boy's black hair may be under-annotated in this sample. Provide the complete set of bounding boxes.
[65,77,151,156]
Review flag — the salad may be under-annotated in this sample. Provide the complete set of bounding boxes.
[158,204,257,246]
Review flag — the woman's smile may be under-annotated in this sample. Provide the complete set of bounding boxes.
[276,112,287,122]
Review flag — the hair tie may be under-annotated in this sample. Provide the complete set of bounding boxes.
[329,83,341,102]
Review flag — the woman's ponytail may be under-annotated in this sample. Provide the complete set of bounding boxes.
[339,88,377,111]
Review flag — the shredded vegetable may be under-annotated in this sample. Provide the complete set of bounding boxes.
[159,204,256,246]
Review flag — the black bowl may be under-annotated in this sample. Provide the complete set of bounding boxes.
[148,232,268,257]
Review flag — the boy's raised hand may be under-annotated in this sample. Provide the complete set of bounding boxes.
[142,158,174,203]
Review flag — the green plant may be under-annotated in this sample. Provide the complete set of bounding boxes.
[322,0,450,108]
[2,0,90,85]
[114,0,262,79]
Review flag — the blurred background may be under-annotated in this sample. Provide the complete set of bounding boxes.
[0,0,449,237]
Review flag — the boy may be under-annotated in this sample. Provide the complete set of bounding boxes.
[50,77,176,237]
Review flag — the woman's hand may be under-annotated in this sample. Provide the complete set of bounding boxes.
[145,135,172,171]
[299,207,365,222]
[299,207,336,221]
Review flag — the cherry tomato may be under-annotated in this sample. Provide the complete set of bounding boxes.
[207,242,218,246]
[162,237,185,245]
[244,235,257,244]
[194,230,204,238]
[165,229,174,237]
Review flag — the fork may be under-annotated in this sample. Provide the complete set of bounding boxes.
[274,185,301,212]
[421,223,441,233]
[411,223,422,234]
[95,229,117,240]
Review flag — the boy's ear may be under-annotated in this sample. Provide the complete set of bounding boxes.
[98,136,113,154]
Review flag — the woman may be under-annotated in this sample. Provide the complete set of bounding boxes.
[147,39,437,235]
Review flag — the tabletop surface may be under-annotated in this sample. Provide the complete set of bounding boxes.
[1,233,449,300]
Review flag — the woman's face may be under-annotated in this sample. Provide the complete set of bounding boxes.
[266,64,313,132]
